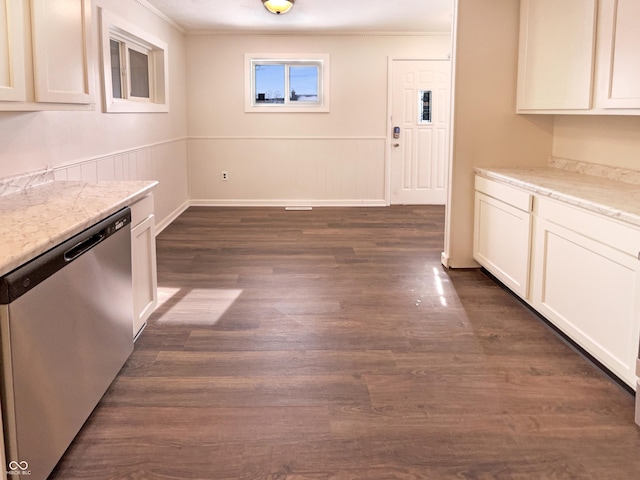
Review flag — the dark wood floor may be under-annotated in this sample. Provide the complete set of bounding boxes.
[51,206,640,479]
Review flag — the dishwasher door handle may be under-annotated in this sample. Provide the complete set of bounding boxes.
[64,232,105,262]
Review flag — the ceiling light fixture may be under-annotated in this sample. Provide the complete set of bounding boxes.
[262,0,295,15]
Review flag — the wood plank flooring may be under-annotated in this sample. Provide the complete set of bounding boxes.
[50,206,640,479]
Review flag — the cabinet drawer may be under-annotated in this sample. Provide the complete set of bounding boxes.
[475,176,533,212]
[130,194,154,228]
[536,196,640,257]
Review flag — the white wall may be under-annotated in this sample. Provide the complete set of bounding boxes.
[553,116,640,170]
[444,0,555,268]
[186,33,451,205]
[0,0,189,228]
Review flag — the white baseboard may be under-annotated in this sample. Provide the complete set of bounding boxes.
[189,199,388,208]
[440,251,450,269]
[442,254,481,269]
[155,200,189,235]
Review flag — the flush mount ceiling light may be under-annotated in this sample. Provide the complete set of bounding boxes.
[262,0,295,15]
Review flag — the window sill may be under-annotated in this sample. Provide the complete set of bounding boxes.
[105,99,169,114]
[245,104,330,113]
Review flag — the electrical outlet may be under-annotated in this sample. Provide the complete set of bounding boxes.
[221,171,228,181]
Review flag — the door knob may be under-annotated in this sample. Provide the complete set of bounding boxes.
[393,143,400,147]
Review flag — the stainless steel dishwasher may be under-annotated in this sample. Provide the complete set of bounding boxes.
[0,207,134,480]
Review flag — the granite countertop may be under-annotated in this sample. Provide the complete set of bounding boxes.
[0,180,157,277]
[475,166,640,228]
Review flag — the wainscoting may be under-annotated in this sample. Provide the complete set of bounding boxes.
[188,137,388,207]
[53,139,190,232]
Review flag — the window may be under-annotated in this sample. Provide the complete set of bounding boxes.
[110,39,151,101]
[254,63,319,104]
[419,90,432,124]
[245,54,330,112]
[100,8,169,113]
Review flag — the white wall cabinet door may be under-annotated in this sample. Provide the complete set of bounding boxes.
[131,196,158,338]
[531,199,640,389]
[0,0,25,102]
[517,0,597,112]
[473,177,533,299]
[30,0,93,104]
[597,0,640,109]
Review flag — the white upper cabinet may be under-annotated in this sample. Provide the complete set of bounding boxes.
[596,0,640,109]
[30,0,93,104]
[517,0,597,111]
[0,0,25,102]
[517,0,640,115]
[0,0,94,110]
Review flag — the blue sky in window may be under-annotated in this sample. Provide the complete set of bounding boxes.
[255,65,285,99]
[255,65,318,100]
[290,66,318,98]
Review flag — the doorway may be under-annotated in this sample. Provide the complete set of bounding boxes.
[389,59,451,205]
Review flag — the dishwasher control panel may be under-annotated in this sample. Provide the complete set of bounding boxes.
[0,208,131,304]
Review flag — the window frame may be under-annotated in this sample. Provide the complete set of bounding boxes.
[245,53,330,113]
[100,8,169,113]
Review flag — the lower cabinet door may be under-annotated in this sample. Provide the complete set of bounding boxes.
[531,216,640,388]
[131,214,158,338]
[473,191,532,299]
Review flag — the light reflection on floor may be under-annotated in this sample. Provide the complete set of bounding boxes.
[154,287,243,326]
[433,267,447,307]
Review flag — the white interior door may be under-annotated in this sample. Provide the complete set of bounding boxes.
[390,60,450,205]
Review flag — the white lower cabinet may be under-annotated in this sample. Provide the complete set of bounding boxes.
[531,197,640,389]
[130,194,158,339]
[474,174,640,391]
[473,176,533,299]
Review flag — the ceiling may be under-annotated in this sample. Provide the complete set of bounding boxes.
[144,0,454,34]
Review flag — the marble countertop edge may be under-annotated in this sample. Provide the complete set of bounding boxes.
[474,166,640,228]
[0,180,158,277]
